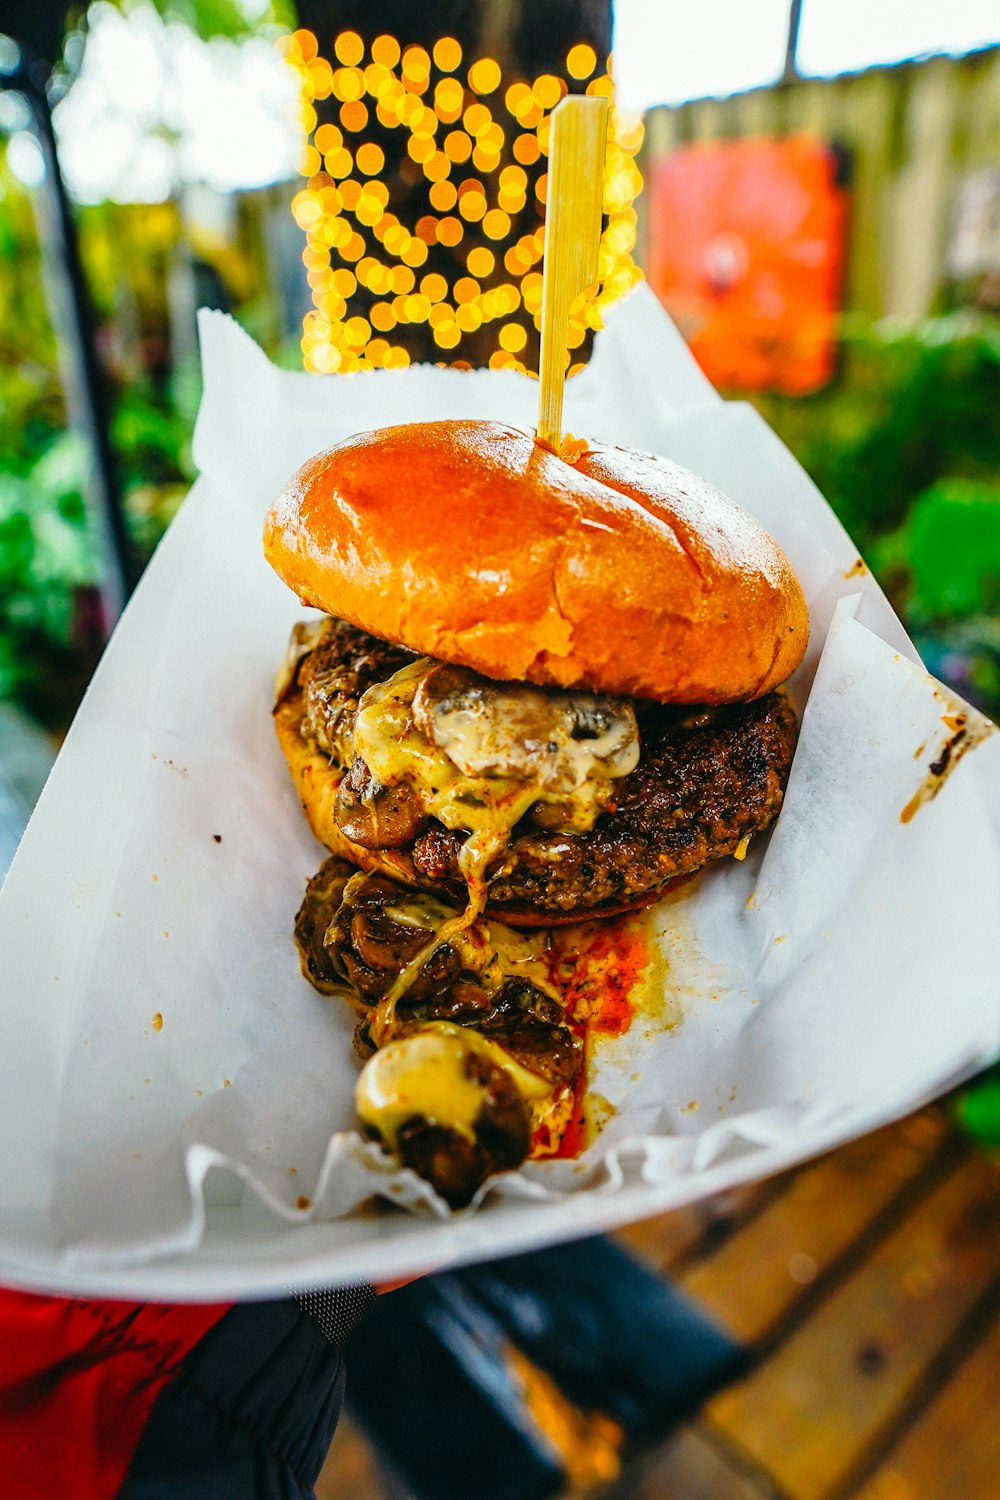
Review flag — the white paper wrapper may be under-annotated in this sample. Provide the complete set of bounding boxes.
[2,286,999,1301]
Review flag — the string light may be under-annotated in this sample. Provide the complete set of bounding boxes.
[532,74,565,110]
[467,246,494,278]
[437,216,464,244]
[458,197,487,224]
[432,37,462,72]
[282,28,644,374]
[468,58,502,95]
[482,208,511,240]
[566,43,597,79]
[444,130,472,163]
[356,142,384,175]
[435,78,465,120]
[334,31,363,66]
[340,100,367,131]
[513,133,540,166]
[372,35,400,68]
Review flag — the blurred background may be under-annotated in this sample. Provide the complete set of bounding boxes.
[2,0,1000,746]
[3,7,1000,1497]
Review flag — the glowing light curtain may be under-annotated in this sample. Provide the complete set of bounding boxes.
[281,28,643,374]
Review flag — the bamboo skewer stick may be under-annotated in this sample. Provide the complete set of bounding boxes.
[536,94,609,452]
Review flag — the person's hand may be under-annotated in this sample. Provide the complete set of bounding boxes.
[374,1264,441,1294]
[374,1275,419,1294]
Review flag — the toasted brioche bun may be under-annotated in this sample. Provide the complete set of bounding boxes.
[264,421,807,705]
[274,695,673,928]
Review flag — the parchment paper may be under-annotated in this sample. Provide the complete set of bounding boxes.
[2,285,998,1301]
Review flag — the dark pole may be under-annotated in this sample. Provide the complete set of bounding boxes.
[1,36,138,633]
[783,0,803,82]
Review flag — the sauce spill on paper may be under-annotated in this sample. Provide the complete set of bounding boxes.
[526,915,652,1160]
[527,888,707,1159]
[901,697,994,824]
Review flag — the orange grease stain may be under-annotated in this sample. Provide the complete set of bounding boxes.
[533,1068,587,1161]
[555,918,648,1037]
[531,918,650,1161]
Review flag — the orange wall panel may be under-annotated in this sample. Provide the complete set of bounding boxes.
[647,135,848,393]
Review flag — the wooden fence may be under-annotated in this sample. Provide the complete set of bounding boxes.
[640,45,1000,320]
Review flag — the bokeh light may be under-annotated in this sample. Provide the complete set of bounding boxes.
[468,58,502,95]
[282,28,644,374]
[566,44,598,79]
[433,37,463,73]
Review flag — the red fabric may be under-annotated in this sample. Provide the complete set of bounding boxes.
[0,1288,230,1500]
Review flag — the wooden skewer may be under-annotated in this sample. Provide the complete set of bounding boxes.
[536,94,609,452]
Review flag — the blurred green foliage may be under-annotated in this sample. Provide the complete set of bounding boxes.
[0,371,197,725]
[877,478,1000,622]
[760,315,1000,552]
[108,0,296,42]
[759,315,1000,720]
[871,478,1000,714]
[956,1065,1000,1148]
[0,156,201,724]
[0,433,96,715]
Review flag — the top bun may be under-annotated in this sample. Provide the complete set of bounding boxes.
[264,420,808,704]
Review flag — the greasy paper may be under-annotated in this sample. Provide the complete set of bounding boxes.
[1,286,998,1301]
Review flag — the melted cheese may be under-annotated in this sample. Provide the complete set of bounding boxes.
[383,895,499,984]
[414,664,638,797]
[353,659,639,846]
[355,658,637,1042]
[352,658,630,1137]
[355,1021,551,1149]
[488,920,558,1000]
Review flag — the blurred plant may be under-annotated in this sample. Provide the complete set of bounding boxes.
[106,0,295,43]
[874,477,1000,621]
[757,314,1000,721]
[0,367,198,727]
[870,478,1000,717]
[956,1065,1000,1149]
[111,366,199,550]
[758,314,1000,553]
[0,432,99,721]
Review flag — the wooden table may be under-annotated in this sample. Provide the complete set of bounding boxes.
[318,1106,1000,1500]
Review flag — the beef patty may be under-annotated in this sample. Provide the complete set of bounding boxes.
[289,619,798,915]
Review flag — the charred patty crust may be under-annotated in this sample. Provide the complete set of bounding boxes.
[286,619,798,915]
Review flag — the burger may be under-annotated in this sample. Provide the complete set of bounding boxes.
[264,420,808,1206]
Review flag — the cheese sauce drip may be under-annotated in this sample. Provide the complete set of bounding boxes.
[414,662,639,802]
[352,659,639,1042]
[355,1021,552,1151]
[376,890,559,1003]
[353,658,639,849]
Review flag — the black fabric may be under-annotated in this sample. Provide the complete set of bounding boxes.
[457,1235,747,1444]
[345,1277,565,1500]
[117,1297,356,1500]
[347,1236,746,1500]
